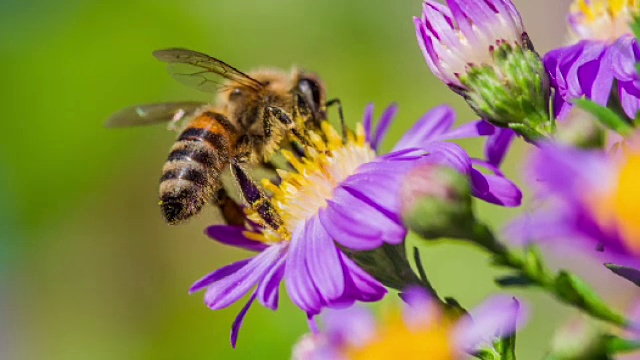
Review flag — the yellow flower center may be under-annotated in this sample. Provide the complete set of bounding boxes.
[243,122,377,244]
[569,0,639,42]
[345,311,456,360]
[592,149,640,253]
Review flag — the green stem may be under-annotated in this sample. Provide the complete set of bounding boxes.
[412,247,440,299]
[472,223,630,328]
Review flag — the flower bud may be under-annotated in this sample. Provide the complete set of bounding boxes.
[415,0,552,141]
[460,40,552,140]
[400,164,474,240]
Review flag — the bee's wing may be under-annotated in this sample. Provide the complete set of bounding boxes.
[105,101,207,131]
[153,48,264,93]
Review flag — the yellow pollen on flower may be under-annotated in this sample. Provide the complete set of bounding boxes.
[592,150,640,253]
[344,311,456,360]
[569,0,639,42]
[244,122,377,244]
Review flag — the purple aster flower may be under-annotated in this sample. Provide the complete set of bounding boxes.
[507,136,640,285]
[545,0,640,119]
[292,288,529,359]
[414,0,551,140]
[191,104,522,347]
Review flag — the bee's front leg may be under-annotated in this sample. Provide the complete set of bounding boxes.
[263,106,311,147]
[325,98,347,142]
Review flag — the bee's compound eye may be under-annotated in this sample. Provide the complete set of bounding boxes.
[298,78,322,110]
[229,88,243,100]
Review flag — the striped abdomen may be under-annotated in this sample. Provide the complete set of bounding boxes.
[159,112,236,224]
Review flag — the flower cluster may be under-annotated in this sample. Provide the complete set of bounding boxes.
[546,0,640,119]
[508,138,640,284]
[171,0,640,357]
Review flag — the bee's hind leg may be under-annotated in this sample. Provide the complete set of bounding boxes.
[211,187,246,226]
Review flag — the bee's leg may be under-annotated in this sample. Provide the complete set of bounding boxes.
[230,160,283,231]
[211,187,246,226]
[292,92,316,124]
[263,106,312,147]
[326,98,347,141]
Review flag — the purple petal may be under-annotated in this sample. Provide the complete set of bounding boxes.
[285,223,324,314]
[605,264,640,287]
[231,292,257,348]
[619,80,640,119]
[528,144,613,201]
[567,41,609,102]
[402,287,439,329]
[454,296,529,352]
[320,186,406,251]
[472,172,522,207]
[256,256,286,310]
[485,128,517,166]
[392,105,456,152]
[420,142,473,175]
[371,103,399,151]
[323,306,377,347]
[305,215,346,300]
[363,103,374,144]
[206,225,268,252]
[190,258,251,294]
[433,120,496,142]
[504,209,579,246]
[470,168,489,197]
[341,162,413,215]
[204,244,286,310]
[608,35,638,81]
[339,252,387,302]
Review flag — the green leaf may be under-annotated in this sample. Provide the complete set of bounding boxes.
[574,98,634,136]
[524,245,545,277]
[554,271,628,327]
[631,14,640,41]
[495,274,536,287]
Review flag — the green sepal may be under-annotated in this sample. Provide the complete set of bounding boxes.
[459,42,552,142]
[474,349,500,360]
[495,334,517,360]
[604,335,640,354]
[574,98,634,136]
[554,271,628,327]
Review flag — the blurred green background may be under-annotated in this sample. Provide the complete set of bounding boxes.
[2,0,637,359]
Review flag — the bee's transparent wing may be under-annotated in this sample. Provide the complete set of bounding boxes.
[153,48,264,93]
[106,101,207,131]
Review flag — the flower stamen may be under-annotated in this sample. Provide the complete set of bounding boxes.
[569,0,639,41]
[244,122,377,244]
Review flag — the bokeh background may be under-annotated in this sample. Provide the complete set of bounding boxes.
[3,0,637,359]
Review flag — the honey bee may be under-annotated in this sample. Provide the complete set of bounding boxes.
[107,48,343,225]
